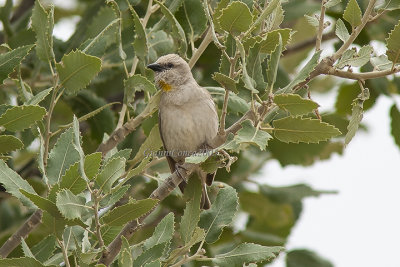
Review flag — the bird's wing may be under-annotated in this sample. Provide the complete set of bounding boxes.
[158,111,176,173]
[158,111,187,193]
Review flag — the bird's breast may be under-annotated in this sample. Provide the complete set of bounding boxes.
[159,100,218,161]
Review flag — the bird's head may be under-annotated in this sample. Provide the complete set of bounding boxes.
[147,54,192,92]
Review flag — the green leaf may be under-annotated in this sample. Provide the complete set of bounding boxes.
[234,120,271,150]
[56,189,91,220]
[265,1,284,31]
[155,0,187,56]
[102,198,158,226]
[272,117,341,143]
[0,160,36,208]
[124,157,151,180]
[119,236,133,267]
[47,128,80,185]
[236,38,258,93]
[0,44,34,84]
[84,152,102,180]
[59,162,87,195]
[0,135,24,154]
[247,42,267,93]
[335,19,350,42]
[260,183,336,204]
[95,157,126,193]
[217,1,253,35]
[345,99,364,146]
[31,0,54,62]
[81,18,119,57]
[256,29,292,54]
[336,46,373,68]
[370,55,393,71]
[56,50,102,94]
[390,104,400,150]
[180,177,202,244]
[304,15,319,28]
[200,154,224,173]
[280,51,321,93]
[386,21,400,63]
[212,73,238,93]
[66,91,116,142]
[286,249,333,267]
[99,184,130,208]
[166,227,205,263]
[124,75,157,106]
[213,0,230,33]
[21,237,35,259]
[26,88,52,105]
[0,105,46,132]
[31,235,56,262]
[147,30,175,63]
[128,4,148,59]
[72,115,88,183]
[343,0,362,28]
[144,212,174,249]
[325,0,341,8]
[250,0,280,32]
[199,185,238,243]
[378,0,400,11]
[133,243,165,267]
[206,87,250,114]
[176,0,207,41]
[144,260,161,267]
[274,94,319,116]
[266,33,283,93]
[0,257,52,267]
[20,189,62,218]
[212,243,283,267]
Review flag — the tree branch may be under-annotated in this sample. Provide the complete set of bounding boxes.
[326,66,400,80]
[0,210,43,258]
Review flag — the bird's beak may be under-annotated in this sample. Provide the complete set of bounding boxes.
[147,63,165,72]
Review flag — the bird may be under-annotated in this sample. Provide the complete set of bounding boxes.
[147,54,219,209]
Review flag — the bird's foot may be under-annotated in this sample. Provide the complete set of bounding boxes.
[175,163,189,183]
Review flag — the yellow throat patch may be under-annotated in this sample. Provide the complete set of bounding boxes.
[158,80,172,92]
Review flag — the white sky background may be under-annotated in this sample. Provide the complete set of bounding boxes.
[1,0,400,266]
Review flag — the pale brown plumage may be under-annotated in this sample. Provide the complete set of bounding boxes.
[147,54,218,209]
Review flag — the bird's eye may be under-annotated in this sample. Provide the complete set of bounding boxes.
[167,63,174,68]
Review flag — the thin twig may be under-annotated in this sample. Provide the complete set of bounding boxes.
[188,27,213,68]
[332,0,377,61]
[117,104,127,129]
[315,1,326,51]
[57,238,71,267]
[92,190,105,248]
[326,66,400,80]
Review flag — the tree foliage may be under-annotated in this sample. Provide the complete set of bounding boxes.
[0,0,399,266]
